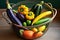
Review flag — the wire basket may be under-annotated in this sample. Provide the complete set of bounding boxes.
[2,1,57,40]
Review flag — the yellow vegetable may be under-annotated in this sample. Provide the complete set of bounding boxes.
[32,28,38,33]
[38,25,46,32]
[32,11,52,25]
[18,5,29,15]
[26,11,35,20]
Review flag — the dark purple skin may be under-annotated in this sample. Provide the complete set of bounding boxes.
[7,9,22,26]
[7,9,16,24]
[20,13,25,19]
[16,13,26,23]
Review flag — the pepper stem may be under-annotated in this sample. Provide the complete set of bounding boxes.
[20,8,24,12]
[28,12,32,16]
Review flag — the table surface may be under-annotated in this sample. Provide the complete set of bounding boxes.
[0,9,60,40]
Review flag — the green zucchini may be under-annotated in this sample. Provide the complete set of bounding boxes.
[34,18,50,25]
[31,1,44,17]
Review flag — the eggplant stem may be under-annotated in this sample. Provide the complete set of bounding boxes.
[6,0,12,9]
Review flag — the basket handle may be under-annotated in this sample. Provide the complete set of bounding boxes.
[36,8,57,27]
[51,8,57,21]
[44,3,57,21]
[44,8,57,25]
[2,12,29,30]
[2,12,12,25]
[44,3,53,10]
[47,3,53,8]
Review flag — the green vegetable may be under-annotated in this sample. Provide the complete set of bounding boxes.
[23,22,27,26]
[32,11,52,25]
[34,18,50,25]
[26,20,31,26]
[19,29,24,35]
[31,1,44,16]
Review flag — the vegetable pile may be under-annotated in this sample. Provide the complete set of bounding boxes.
[6,1,52,39]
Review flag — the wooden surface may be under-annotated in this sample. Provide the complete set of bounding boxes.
[0,9,60,40]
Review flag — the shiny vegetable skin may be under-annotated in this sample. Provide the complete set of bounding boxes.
[16,13,26,23]
[7,9,17,23]
[26,20,31,26]
[18,5,29,15]
[6,2,22,26]
[32,11,52,25]
[33,31,43,38]
[31,1,44,16]
[25,11,35,20]
[34,18,50,25]
[19,29,24,35]
[31,28,38,33]
[23,30,34,39]
[38,25,46,32]
[23,22,27,26]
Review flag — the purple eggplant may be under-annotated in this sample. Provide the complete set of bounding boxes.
[6,1,22,26]
[16,13,26,23]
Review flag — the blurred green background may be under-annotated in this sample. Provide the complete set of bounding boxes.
[0,0,60,9]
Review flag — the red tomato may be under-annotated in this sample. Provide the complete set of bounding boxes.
[23,30,34,39]
[33,31,43,38]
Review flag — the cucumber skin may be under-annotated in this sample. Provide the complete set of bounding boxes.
[34,18,50,25]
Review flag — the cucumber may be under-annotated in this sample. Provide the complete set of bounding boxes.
[34,18,50,25]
